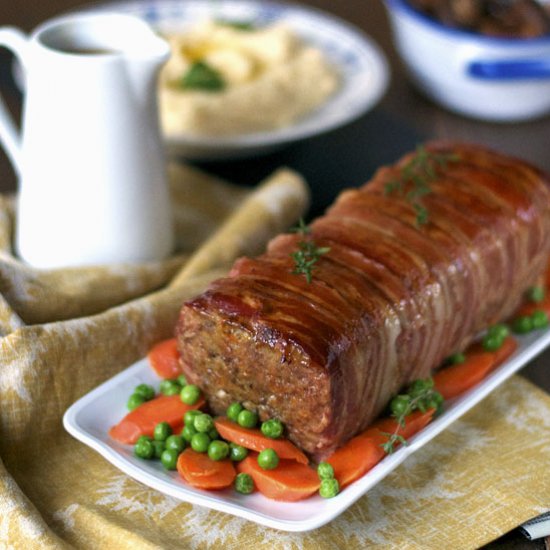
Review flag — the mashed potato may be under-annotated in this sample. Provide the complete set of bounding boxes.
[158,20,339,136]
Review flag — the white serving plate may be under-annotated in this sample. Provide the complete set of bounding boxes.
[63,326,550,532]
[83,0,389,160]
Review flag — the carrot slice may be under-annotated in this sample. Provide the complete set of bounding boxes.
[147,338,182,379]
[237,453,319,501]
[214,417,309,465]
[328,409,435,488]
[516,296,550,319]
[109,394,205,444]
[178,449,225,478]
[491,335,518,366]
[364,409,435,441]
[326,435,385,488]
[177,449,236,490]
[433,336,516,400]
[433,352,493,400]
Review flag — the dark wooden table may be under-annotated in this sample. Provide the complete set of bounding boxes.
[0,1,548,548]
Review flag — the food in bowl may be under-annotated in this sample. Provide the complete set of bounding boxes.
[158,19,340,137]
[176,142,550,460]
[384,0,550,121]
[408,0,550,38]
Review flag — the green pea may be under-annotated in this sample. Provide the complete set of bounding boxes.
[134,383,155,401]
[261,419,284,439]
[193,413,214,433]
[319,478,340,498]
[165,435,185,453]
[136,435,152,444]
[229,443,248,462]
[127,393,146,411]
[152,440,165,459]
[487,324,510,340]
[527,286,545,303]
[237,409,258,429]
[257,448,279,470]
[181,384,201,405]
[160,379,182,396]
[208,427,219,440]
[153,421,172,441]
[208,440,229,461]
[227,402,244,422]
[134,438,154,459]
[317,462,335,480]
[177,374,188,386]
[512,316,533,334]
[390,395,411,417]
[190,432,211,453]
[160,448,179,470]
[234,472,254,494]
[447,353,465,365]
[482,333,503,352]
[531,310,549,330]
[184,409,202,427]
[181,423,198,443]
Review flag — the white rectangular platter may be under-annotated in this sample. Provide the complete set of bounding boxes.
[63,327,550,532]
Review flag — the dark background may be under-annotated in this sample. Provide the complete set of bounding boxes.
[0,1,549,548]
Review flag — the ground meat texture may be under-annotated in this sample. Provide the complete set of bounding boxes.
[176,142,550,460]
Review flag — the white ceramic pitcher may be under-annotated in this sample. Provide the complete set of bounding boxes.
[0,12,174,268]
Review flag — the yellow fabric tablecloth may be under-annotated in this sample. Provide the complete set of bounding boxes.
[0,163,548,550]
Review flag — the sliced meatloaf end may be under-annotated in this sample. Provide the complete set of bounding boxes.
[176,284,336,456]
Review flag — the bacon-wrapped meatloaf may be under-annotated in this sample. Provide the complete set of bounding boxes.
[176,143,550,459]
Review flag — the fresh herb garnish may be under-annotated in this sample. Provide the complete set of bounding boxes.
[180,61,226,92]
[384,145,458,226]
[215,18,256,31]
[381,377,443,454]
[290,218,311,236]
[289,219,330,284]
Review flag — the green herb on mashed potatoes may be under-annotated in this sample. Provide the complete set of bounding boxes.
[180,61,226,91]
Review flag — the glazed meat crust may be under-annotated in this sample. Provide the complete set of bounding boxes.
[176,143,550,460]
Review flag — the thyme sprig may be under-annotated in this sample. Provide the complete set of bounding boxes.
[289,218,311,237]
[384,145,458,225]
[381,377,444,454]
[180,60,226,91]
[289,219,330,284]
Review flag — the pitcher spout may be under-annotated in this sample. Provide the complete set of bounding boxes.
[119,17,171,64]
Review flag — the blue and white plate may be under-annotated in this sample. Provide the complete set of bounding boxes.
[85,0,390,159]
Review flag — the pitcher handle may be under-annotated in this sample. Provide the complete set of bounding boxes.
[0,28,29,177]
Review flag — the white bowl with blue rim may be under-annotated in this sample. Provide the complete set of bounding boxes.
[84,0,389,160]
[384,0,550,122]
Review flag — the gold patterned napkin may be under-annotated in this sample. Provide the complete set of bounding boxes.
[0,163,548,550]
